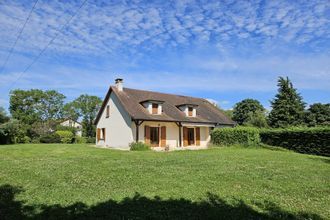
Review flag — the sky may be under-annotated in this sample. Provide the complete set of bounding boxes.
[0,0,329,111]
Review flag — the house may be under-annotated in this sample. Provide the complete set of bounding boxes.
[94,79,235,150]
[60,119,83,137]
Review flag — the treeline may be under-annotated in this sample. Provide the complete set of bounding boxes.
[0,89,102,144]
[222,77,330,128]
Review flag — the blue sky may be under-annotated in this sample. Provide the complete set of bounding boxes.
[0,0,329,111]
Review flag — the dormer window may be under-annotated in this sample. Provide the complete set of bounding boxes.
[177,104,198,117]
[140,100,164,115]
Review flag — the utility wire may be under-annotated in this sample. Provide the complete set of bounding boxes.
[0,0,39,74]
[8,0,88,90]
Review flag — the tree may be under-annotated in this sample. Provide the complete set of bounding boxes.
[232,99,266,125]
[72,95,102,137]
[244,110,268,128]
[305,103,330,126]
[9,89,66,125]
[0,119,27,144]
[62,102,80,121]
[268,77,306,128]
[0,107,10,124]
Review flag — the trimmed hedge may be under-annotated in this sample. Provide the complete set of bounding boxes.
[211,127,260,146]
[260,127,330,156]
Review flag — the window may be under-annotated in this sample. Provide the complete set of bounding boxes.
[97,128,106,141]
[152,103,158,114]
[188,107,193,116]
[106,105,110,118]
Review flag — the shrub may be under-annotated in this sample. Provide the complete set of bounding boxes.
[260,127,330,156]
[55,130,74,144]
[21,136,31,143]
[40,133,61,143]
[129,142,150,151]
[211,127,260,147]
[75,136,87,144]
[86,137,96,144]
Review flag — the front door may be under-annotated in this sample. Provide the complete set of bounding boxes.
[188,128,195,145]
[150,127,159,147]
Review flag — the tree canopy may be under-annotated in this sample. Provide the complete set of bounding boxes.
[232,99,266,125]
[268,77,305,128]
[305,103,330,126]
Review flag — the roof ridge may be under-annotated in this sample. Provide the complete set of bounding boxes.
[111,86,205,101]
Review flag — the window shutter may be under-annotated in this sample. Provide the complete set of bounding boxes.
[97,128,100,141]
[145,126,150,145]
[152,104,158,114]
[183,127,188,147]
[103,128,106,141]
[196,127,200,146]
[161,126,166,147]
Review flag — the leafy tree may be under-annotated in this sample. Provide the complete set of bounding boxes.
[232,99,266,125]
[244,110,268,128]
[9,89,66,124]
[62,102,80,121]
[222,109,233,120]
[0,119,27,144]
[268,77,306,128]
[72,95,102,137]
[305,103,330,126]
[0,107,10,124]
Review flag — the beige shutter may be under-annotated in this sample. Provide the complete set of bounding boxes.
[145,126,150,145]
[183,127,188,147]
[161,126,166,147]
[103,128,106,141]
[196,127,200,146]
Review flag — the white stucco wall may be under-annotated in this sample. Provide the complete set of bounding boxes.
[132,121,212,148]
[96,92,133,148]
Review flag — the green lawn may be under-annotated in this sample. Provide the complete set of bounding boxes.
[0,144,329,219]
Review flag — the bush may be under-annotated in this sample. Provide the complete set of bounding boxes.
[129,142,150,151]
[40,133,61,143]
[260,127,330,156]
[86,137,96,144]
[211,127,260,147]
[75,136,87,144]
[21,136,31,143]
[55,130,74,144]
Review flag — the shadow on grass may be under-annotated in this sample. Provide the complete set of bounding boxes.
[0,184,323,220]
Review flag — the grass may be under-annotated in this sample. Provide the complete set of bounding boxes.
[0,144,329,219]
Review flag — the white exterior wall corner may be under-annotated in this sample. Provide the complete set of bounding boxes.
[96,92,133,149]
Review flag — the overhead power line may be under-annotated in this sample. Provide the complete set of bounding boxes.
[0,0,39,74]
[8,0,88,90]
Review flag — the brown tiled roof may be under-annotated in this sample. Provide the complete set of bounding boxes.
[95,86,235,125]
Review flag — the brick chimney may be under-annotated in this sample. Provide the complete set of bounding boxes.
[115,78,123,91]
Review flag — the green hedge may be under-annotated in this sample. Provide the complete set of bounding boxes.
[211,127,260,146]
[260,127,330,156]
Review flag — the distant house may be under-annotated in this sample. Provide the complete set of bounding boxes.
[94,79,235,150]
[60,119,82,137]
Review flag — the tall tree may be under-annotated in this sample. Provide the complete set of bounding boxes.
[305,103,330,126]
[268,77,305,128]
[9,89,65,124]
[73,95,102,137]
[232,99,266,125]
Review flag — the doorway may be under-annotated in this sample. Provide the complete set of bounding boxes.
[150,127,159,147]
[188,128,195,145]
